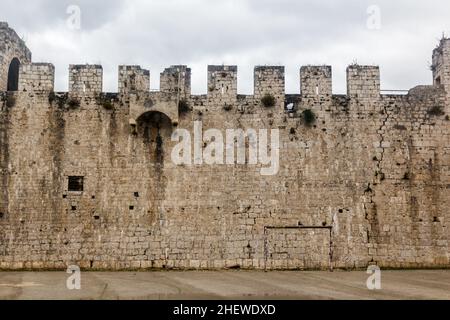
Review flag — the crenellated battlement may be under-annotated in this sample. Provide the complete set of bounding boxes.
[0,61,444,108]
[160,65,191,99]
[254,66,285,107]
[69,64,103,94]
[119,65,150,93]
[19,63,55,92]
[346,65,380,100]
[207,65,238,105]
[0,21,448,112]
[5,62,389,100]
[300,66,332,99]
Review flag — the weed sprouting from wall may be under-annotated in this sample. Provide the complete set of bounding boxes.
[96,94,114,110]
[67,98,80,109]
[261,94,276,108]
[223,103,232,111]
[102,100,113,110]
[48,92,56,105]
[178,99,190,114]
[48,93,69,109]
[302,109,316,126]
[428,105,445,116]
[5,95,16,108]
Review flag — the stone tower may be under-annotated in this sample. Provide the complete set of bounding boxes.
[0,22,32,91]
[432,37,450,87]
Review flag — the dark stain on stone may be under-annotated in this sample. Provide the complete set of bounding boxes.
[46,101,66,230]
[136,111,172,226]
[108,108,118,165]
[0,95,10,222]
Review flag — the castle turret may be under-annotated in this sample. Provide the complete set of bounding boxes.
[432,38,450,88]
[432,38,450,114]
[0,22,32,91]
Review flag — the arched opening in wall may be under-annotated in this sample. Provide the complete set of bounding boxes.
[136,111,173,165]
[7,58,20,91]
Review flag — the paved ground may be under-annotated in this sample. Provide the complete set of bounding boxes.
[0,270,449,300]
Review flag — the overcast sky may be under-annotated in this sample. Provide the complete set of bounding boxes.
[1,0,449,94]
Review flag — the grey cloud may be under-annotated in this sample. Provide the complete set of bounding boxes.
[0,0,124,31]
[2,0,450,94]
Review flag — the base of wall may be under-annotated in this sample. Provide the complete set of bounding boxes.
[1,259,449,271]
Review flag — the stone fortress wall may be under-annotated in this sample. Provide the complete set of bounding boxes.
[0,21,449,270]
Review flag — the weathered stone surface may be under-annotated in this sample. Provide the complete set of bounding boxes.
[19,63,55,92]
[0,23,449,270]
[69,65,103,94]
